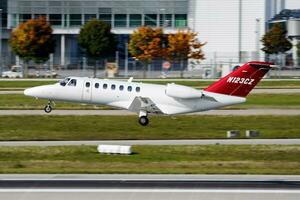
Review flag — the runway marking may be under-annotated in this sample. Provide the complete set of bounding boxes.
[0,189,299,193]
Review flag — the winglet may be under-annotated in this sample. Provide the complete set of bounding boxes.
[127,77,133,82]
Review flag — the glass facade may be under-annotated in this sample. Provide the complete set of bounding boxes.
[99,14,112,26]
[7,0,188,29]
[49,14,62,26]
[70,14,82,26]
[114,14,127,27]
[129,14,142,27]
[5,0,189,68]
[175,14,187,27]
[144,14,157,27]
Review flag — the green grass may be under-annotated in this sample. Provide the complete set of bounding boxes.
[1,80,300,89]
[0,115,299,141]
[0,145,299,174]
[0,93,299,110]
[0,81,56,88]
[0,94,112,110]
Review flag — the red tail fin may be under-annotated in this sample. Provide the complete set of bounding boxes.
[204,61,273,97]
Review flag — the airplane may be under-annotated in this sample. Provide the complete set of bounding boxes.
[24,61,273,126]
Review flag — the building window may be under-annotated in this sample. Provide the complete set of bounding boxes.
[175,14,187,27]
[95,83,99,88]
[159,14,172,27]
[11,14,18,27]
[114,14,127,27]
[34,14,46,19]
[20,14,31,23]
[99,14,112,25]
[85,14,97,23]
[49,14,62,26]
[127,86,132,92]
[111,84,116,90]
[119,85,124,91]
[136,87,141,92]
[130,14,142,27]
[144,14,157,26]
[70,14,82,26]
[103,84,108,89]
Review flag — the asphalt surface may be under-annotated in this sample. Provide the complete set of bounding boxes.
[0,175,299,200]
[0,109,300,116]
[0,139,299,147]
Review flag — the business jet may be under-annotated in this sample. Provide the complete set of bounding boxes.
[24,61,273,126]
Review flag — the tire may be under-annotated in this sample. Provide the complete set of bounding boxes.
[138,116,149,126]
[44,105,52,113]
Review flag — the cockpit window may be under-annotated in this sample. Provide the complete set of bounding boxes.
[68,79,77,86]
[59,78,71,86]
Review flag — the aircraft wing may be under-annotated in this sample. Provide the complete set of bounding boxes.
[128,97,163,114]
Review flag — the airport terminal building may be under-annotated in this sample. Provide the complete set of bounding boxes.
[0,0,300,72]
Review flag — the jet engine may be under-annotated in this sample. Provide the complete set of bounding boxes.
[165,83,203,99]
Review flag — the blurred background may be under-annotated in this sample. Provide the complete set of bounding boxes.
[0,0,300,79]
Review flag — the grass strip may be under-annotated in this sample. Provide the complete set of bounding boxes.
[0,115,299,141]
[0,93,299,110]
[0,145,299,174]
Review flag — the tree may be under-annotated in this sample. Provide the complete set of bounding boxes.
[10,17,55,77]
[129,27,165,78]
[261,23,292,65]
[78,19,117,77]
[166,30,205,77]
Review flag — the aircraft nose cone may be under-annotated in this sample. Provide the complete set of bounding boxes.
[24,88,33,96]
[24,87,42,97]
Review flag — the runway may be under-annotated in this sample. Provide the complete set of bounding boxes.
[0,108,300,116]
[0,139,299,146]
[0,175,299,200]
[1,88,300,94]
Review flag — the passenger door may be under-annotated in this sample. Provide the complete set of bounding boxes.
[82,81,92,102]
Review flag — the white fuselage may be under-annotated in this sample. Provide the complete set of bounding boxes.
[24,77,246,115]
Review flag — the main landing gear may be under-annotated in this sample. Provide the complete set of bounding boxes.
[44,100,54,113]
[138,110,149,126]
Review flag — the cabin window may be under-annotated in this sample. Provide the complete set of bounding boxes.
[119,85,124,91]
[68,79,77,86]
[85,82,90,87]
[111,84,116,90]
[103,84,108,89]
[136,87,140,92]
[127,86,132,92]
[95,83,99,88]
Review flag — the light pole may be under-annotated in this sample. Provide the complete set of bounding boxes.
[124,42,128,78]
[238,0,242,63]
[255,18,261,61]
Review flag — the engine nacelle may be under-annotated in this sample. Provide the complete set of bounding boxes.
[165,83,203,99]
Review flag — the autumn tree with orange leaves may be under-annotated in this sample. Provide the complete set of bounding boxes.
[129,27,166,78]
[166,31,205,77]
[129,27,205,78]
[10,17,55,77]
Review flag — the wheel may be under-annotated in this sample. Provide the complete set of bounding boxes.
[44,105,52,113]
[138,116,149,126]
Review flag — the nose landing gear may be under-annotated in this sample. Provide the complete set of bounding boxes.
[138,110,149,126]
[44,100,54,113]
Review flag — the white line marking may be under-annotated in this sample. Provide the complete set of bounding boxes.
[0,189,299,193]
